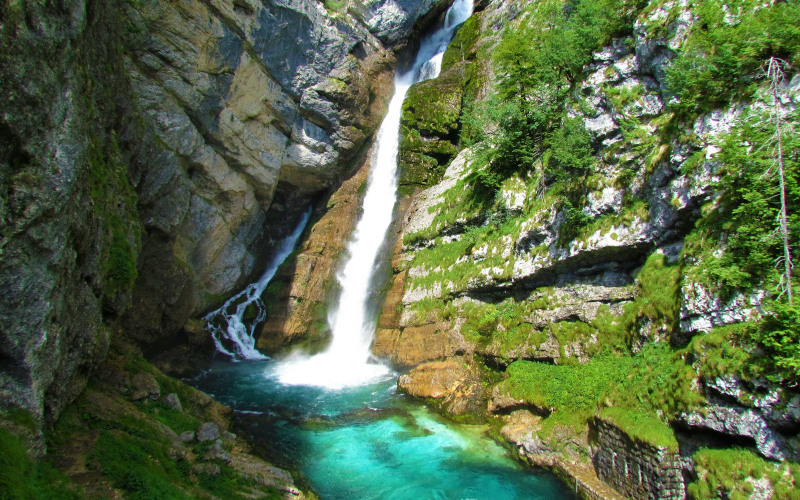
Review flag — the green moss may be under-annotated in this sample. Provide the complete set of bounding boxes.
[441,15,483,72]
[689,448,800,500]
[598,407,678,451]
[0,408,38,433]
[398,69,466,191]
[85,132,142,298]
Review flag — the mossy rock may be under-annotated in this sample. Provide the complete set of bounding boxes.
[401,69,464,138]
[441,15,483,72]
[398,69,465,191]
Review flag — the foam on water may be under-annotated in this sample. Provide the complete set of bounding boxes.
[205,208,312,360]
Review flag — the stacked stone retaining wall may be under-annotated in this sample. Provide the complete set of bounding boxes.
[593,417,685,499]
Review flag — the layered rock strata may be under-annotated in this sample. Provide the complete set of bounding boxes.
[378,0,800,498]
[0,0,440,427]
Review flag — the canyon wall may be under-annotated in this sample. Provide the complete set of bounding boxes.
[380,0,800,497]
[0,0,440,425]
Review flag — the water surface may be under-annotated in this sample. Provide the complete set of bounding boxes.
[190,361,574,499]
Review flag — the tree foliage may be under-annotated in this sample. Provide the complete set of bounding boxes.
[463,0,647,198]
[667,0,800,116]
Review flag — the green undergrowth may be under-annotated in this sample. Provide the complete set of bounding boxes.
[501,352,634,431]
[0,427,82,500]
[42,346,289,500]
[609,342,704,416]
[683,106,800,300]
[495,325,790,451]
[689,448,800,500]
[500,343,692,448]
[667,0,800,118]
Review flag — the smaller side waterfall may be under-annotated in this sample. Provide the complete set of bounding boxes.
[205,208,312,361]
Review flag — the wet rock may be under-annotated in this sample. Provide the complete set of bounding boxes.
[164,393,182,412]
[197,422,220,443]
[258,147,370,352]
[229,451,303,496]
[366,0,441,45]
[398,358,486,417]
[500,410,542,445]
[373,321,471,368]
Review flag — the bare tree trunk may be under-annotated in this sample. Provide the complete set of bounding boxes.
[768,57,793,304]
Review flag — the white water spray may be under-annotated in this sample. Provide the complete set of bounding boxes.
[206,208,312,360]
[275,0,474,389]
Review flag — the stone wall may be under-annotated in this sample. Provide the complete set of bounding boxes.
[593,417,685,499]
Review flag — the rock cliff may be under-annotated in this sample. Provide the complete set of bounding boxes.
[0,0,440,430]
[378,0,800,497]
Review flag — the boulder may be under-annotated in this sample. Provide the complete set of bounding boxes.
[398,358,486,417]
[197,422,221,443]
[164,393,183,412]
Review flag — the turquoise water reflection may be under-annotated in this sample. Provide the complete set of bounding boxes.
[190,361,573,500]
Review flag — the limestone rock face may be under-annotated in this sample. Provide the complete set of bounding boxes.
[680,405,791,461]
[0,0,139,424]
[257,148,373,352]
[0,0,437,425]
[366,0,443,45]
[397,358,486,417]
[121,0,402,346]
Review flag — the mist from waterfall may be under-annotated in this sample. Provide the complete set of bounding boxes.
[275,0,474,389]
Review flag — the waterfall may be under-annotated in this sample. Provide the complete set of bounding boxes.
[275,0,474,389]
[205,208,312,361]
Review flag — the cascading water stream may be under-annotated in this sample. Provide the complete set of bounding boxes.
[275,0,474,389]
[205,208,312,361]
[192,4,574,495]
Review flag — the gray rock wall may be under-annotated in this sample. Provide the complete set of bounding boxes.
[593,418,685,499]
[0,0,438,425]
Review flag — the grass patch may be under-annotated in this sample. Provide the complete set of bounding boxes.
[501,352,633,429]
[91,431,187,500]
[689,447,800,500]
[0,428,82,500]
[598,407,678,451]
